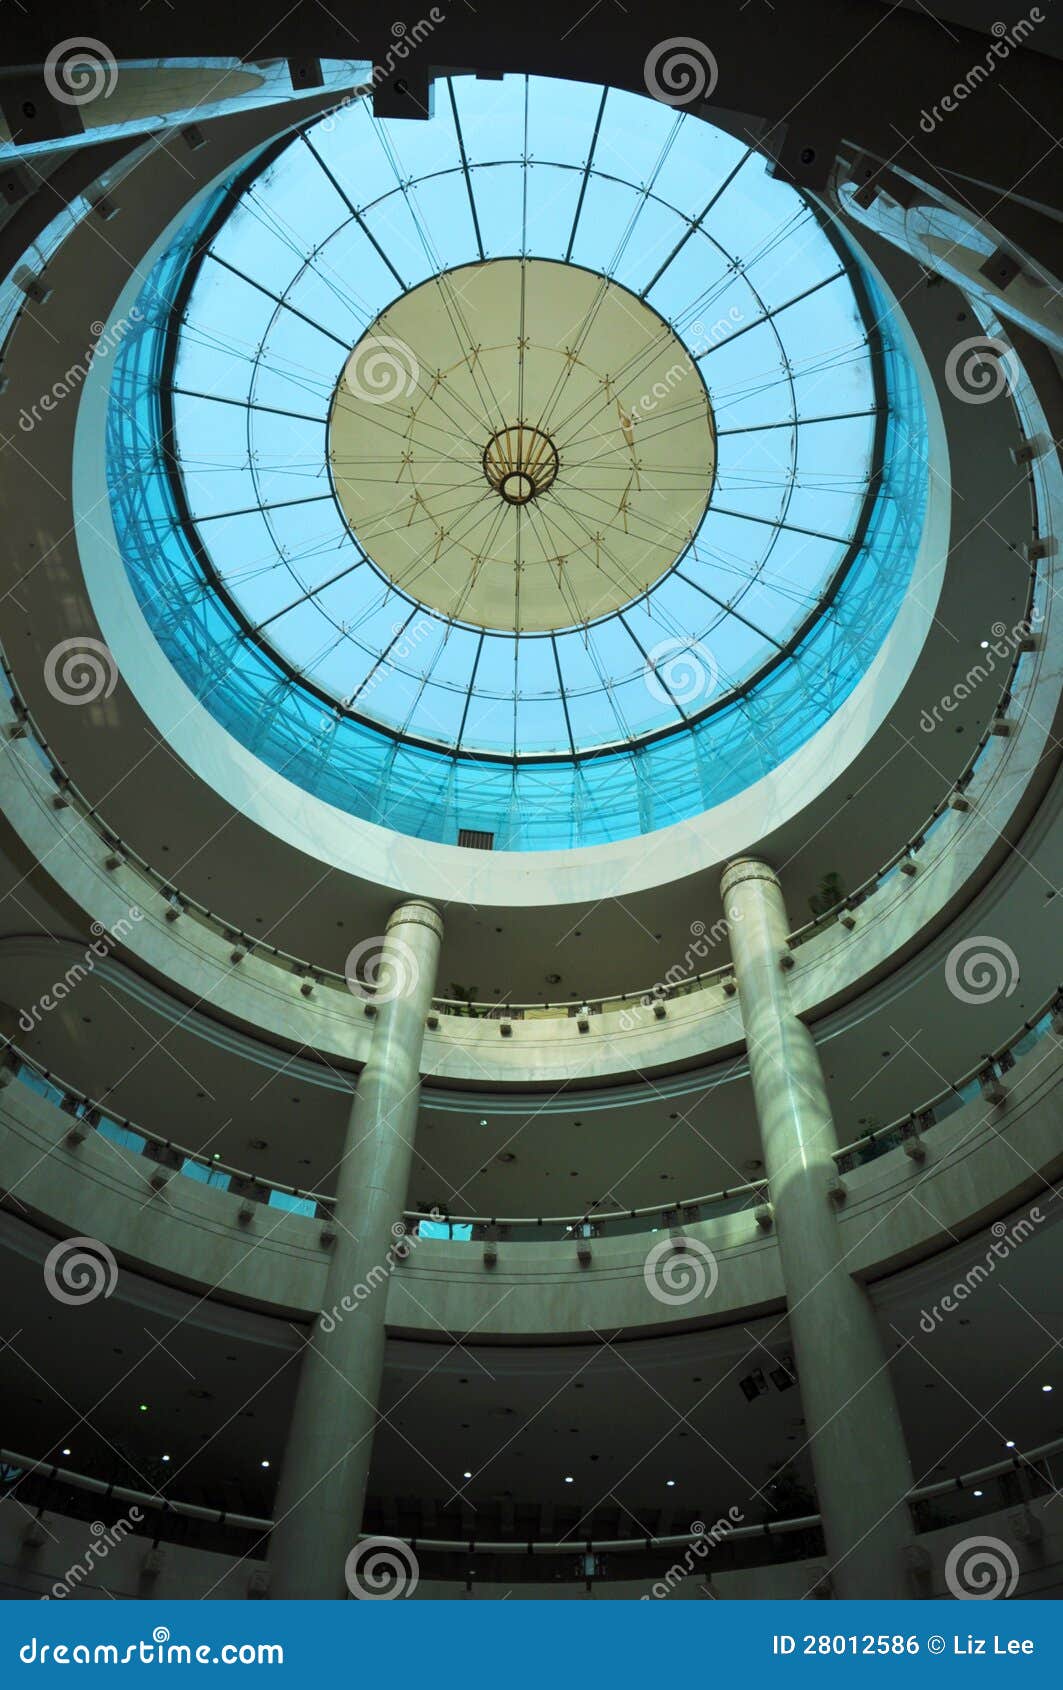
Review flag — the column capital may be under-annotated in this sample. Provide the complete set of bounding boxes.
[386,899,444,942]
[720,857,780,899]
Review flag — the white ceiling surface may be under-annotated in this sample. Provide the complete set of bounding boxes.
[895,1,1063,61]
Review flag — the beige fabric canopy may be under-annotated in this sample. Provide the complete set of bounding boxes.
[328,258,716,632]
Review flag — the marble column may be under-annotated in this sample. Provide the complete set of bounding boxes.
[269,899,443,1599]
[721,858,915,1599]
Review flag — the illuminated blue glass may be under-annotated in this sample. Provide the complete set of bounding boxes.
[106,75,927,850]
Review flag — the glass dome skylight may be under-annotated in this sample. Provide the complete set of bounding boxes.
[107,73,928,848]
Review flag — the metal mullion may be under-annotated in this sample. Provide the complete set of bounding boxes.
[346,608,418,707]
[300,131,408,291]
[257,557,369,630]
[715,408,878,437]
[709,505,850,546]
[550,634,577,757]
[564,87,608,264]
[454,630,485,752]
[617,611,689,723]
[447,78,485,262]
[203,250,350,350]
[673,567,785,649]
[171,387,324,426]
[697,271,846,360]
[639,148,754,299]
[191,493,332,523]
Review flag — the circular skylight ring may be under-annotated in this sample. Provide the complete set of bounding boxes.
[169,74,879,760]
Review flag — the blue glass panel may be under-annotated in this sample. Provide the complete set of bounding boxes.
[104,83,926,851]
[96,1116,148,1153]
[268,1190,317,1218]
[181,1157,232,1190]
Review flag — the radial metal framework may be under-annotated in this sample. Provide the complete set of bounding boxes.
[106,73,928,847]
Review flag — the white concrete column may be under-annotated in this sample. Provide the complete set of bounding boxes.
[721,858,915,1600]
[269,899,443,1599]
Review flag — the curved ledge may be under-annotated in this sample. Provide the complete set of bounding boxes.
[2,1473,1061,1599]
[2,1016,1059,1338]
[0,87,1057,1085]
[2,555,1058,1087]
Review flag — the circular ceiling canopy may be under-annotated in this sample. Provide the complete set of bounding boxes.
[328,258,716,632]
[107,73,928,848]
[159,73,884,759]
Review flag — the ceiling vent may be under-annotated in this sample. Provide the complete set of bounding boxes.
[458,828,494,850]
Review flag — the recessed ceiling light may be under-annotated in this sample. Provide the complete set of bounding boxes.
[249,1138,268,1151]
[260,1459,270,1469]
[161,1454,171,1463]
[973,1488,983,1497]
[666,1479,676,1487]
[1043,1384,1053,1393]
[61,1448,71,1457]
[463,1470,472,1479]
[564,1475,574,1484]
[138,1403,148,1413]
[1005,1440,1016,1448]
[980,640,990,649]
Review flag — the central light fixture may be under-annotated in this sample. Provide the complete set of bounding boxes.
[483,425,559,506]
[328,258,716,632]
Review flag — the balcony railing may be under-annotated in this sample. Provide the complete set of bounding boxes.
[0,493,1047,1029]
[3,1434,1060,1579]
[4,987,1056,1238]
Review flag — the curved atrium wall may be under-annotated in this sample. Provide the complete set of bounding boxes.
[104,74,928,850]
[0,34,1061,1608]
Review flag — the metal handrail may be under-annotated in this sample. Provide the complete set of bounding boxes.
[5,1433,1060,1553]
[831,988,1061,1172]
[4,983,1057,1230]
[1,1037,334,1215]
[0,535,1045,1020]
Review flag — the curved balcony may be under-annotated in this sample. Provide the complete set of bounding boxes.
[0,489,1058,1089]
[2,992,1059,1333]
[0,95,1058,1085]
[3,1435,1061,1599]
